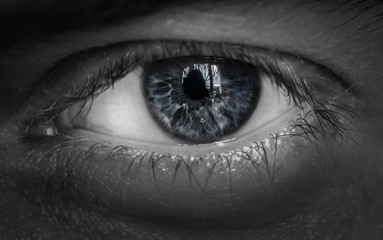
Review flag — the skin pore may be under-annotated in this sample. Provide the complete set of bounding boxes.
[1,0,383,239]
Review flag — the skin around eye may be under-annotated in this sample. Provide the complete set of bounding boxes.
[17,40,357,229]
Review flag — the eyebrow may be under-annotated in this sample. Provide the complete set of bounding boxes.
[0,0,382,51]
[0,0,174,50]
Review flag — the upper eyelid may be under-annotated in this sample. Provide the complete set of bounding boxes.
[21,40,357,136]
[38,39,352,96]
[17,39,356,135]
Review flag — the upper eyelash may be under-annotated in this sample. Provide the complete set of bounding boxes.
[26,40,357,142]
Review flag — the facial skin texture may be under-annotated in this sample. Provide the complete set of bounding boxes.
[0,0,383,239]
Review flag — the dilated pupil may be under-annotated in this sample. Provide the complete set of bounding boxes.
[182,70,210,100]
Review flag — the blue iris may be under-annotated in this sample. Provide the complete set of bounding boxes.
[144,57,260,143]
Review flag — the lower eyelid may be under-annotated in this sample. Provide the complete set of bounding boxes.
[18,110,343,229]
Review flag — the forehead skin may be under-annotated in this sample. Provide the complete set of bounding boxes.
[0,0,383,239]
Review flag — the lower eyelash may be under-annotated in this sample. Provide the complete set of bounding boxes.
[21,103,354,200]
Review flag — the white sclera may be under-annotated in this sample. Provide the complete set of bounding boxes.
[59,67,168,142]
[58,66,306,154]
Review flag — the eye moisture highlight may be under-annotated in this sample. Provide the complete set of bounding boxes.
[20,40,357,229]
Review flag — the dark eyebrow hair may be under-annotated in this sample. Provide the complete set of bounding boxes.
[0,0,382,52]
[0,0,185,51]
[303,0,383,32]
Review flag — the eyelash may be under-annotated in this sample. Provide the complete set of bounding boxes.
[22,40,358,197]
[31,40,356,138]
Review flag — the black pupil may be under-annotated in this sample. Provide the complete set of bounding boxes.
[183,70,210,100]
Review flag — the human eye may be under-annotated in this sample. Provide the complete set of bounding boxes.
[17,39,356,230]
[3,1,383,239]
